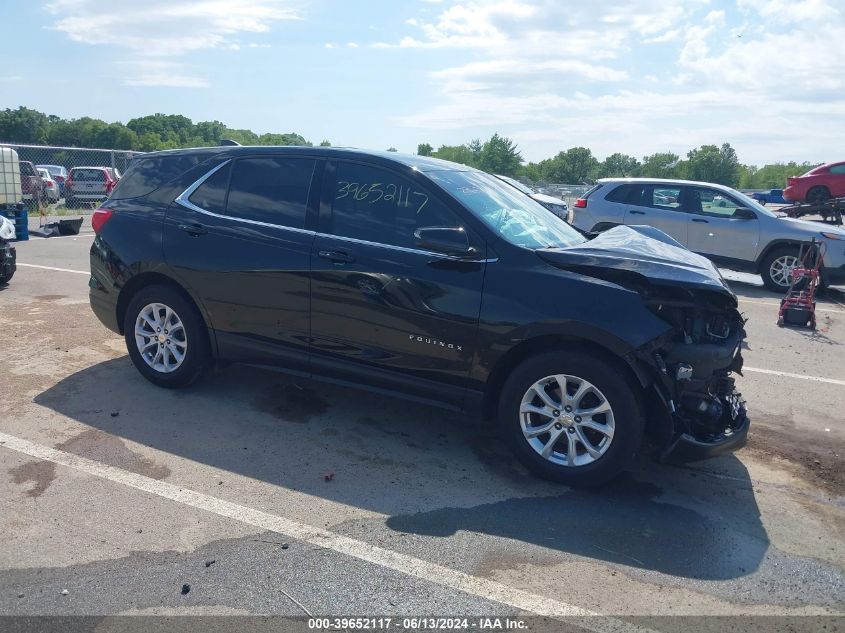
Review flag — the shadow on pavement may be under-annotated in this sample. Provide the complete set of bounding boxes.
[34,356,769,581]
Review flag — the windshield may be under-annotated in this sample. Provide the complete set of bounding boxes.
[428,170,585,249]
[496,174,534,196]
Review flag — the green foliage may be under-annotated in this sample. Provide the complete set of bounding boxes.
[639,152,680,179]
[319,140,332,147]
[386,147,398,152]
[432,143,477,166]
[597,152,640,178]
[536,147,599,184]
[475,133,523,176]
[683,143,741,187]
[417,142,433,156]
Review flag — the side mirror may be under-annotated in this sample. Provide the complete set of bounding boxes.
[414,226,475,257]
[734,207,757,220]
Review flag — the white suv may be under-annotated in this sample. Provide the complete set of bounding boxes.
[570,178,845,292]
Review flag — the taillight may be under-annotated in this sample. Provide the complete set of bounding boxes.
[106,179,116,193]
[92,208,114,234]
[786,177,797,185]
[65,178,73,190]
[574,198,587,208]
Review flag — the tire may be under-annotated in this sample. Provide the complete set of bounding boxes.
[123,284,211,388]
[0,269,13,284]
[806,186,830,204]
[761,246,802,293]
[497,350,643,487]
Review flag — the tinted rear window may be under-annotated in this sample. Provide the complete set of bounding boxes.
[225,157,315,228]
[188,163,230,215]
[110,155,202,200]
[20,162,37,176]
[71,169,106,181]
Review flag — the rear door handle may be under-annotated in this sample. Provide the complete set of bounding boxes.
[628,210,646,215]
[178,222,208,236]
[318,249,355,264]
[691,218,709,223]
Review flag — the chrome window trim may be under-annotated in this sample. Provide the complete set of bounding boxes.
[175,159,315,236]
[175,159,496,262]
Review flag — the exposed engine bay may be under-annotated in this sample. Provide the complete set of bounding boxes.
[637,286,748,458]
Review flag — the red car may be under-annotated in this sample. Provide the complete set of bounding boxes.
[19,160,45,207]
[783,161,845,203]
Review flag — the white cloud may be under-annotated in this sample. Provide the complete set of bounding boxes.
[44,0,300,86]
[120,61,209,88]
[387,0,845,165]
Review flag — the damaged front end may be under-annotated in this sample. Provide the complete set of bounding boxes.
[536,225,750,462]
[632,285,749,462]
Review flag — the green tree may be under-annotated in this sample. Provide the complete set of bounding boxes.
[319,140,332,147]
[684,143,741,186]
[432,144,476,166]
[0,107,50,144]
[538,147,599,183]
[597,152,640,178]
[95,123,137,150]
[417,142,433,156]
[639,152,680,179]
[386,147,398,152]
[751,162,818,189]
[476,133,523,176]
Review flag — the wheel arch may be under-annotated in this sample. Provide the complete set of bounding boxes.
[480,335,650,421]
[755,240,807,273]
[116,272,216,356]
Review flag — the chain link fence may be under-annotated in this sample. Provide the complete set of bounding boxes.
[534,184,593,209]
[0,143,141,222]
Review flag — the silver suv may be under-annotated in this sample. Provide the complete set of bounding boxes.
[570,178,845,292]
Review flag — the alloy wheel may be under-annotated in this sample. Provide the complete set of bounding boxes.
[519,374,615,467]
[134,302,188,373]
[769,255,800,288]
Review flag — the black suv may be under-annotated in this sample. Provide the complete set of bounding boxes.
[89,146,749,485]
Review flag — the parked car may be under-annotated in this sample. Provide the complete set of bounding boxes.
[65,166,119,208]
[569,178,845,292]
[37,168,60,203]
[89,147,749,486]
[19,160,44,208]
[783,161,845,203]
[750,189,788,205]
[0,214,16,284]
[37,164,68,196]
[494,174,569,220]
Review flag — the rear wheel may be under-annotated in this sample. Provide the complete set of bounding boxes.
[498,351,643,486]
[806,186,830,204]
[123,285,211,388]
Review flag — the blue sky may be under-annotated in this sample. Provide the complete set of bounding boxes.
[1,0,843,165]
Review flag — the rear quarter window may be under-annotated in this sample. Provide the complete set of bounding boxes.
[72,169,106,181]
[110,155,202,200]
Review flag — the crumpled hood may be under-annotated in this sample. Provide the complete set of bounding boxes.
[537,224,736,301]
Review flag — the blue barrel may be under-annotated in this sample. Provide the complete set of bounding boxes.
[1,206,28,241]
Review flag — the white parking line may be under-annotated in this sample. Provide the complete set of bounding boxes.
[744,366,845,387]
[738,298,845,315]
[0,431,614,622]
[16,263,89,275]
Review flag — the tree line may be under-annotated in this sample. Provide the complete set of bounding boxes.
[0,106,817,189]
[420,138,818,190]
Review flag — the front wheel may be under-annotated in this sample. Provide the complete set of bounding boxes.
[498,351,643,486]
[761,247,801,293]
[123,285,211,388]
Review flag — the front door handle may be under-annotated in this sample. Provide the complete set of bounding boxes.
[691,218,709,223]
[178,222,208,236]
[318,249,355,264]
[628,210,646,215]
